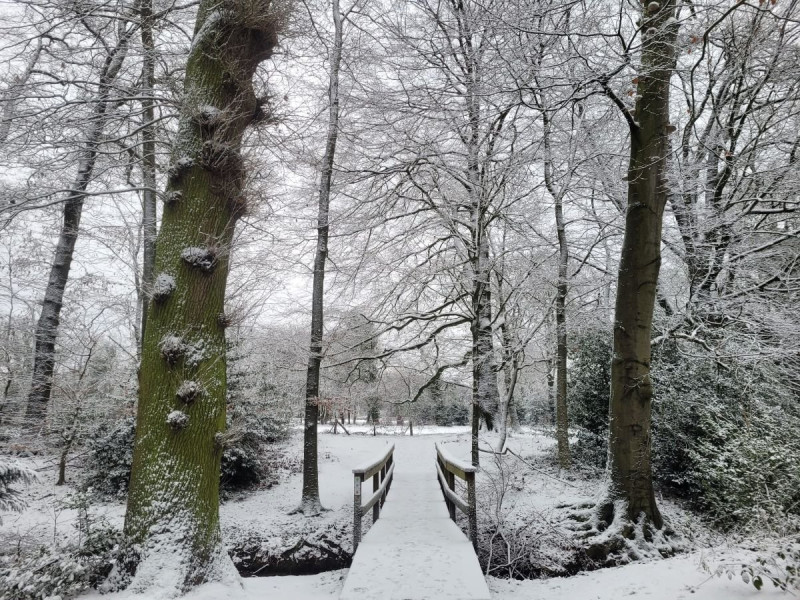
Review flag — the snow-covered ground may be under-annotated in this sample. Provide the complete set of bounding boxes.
[2,426,795,599]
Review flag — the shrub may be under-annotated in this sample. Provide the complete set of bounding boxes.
[86,410,289,497]
[0,492,120,600]
[220,408,289,491]
[567,329,800,530]
[85,417,135,498]
[567,328,611,467]
[0,460,38,516]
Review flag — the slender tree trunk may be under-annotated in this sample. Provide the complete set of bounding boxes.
[554,193,571,469]
[297,0,343,515]
[604,0,679,529]
[139,0,158,346]
[57,431,74,485]
[471,245,499,466]
[122,1,280,592]
[546,354,555,426]
[543,111,572,469]
[494,225,516,452]
[496,299,519,452]
[25,30,133,431]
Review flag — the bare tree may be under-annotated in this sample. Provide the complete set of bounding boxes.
[599,0,680,530]
[25,9,137,429]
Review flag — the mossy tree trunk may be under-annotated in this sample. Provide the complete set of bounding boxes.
[122,0,280,592]
[604,0,679,529]
[297,0,343,515]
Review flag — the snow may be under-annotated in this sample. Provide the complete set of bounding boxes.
[2,428,796,600]
[487,551,790,599]
[166,410,189,429]
[341,436,489,600]
[176,380,204,404]
[181,247,215,272]
[159,334,184,363]
[153,273,176,300]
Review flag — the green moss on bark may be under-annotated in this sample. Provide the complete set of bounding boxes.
[122,0,281,591]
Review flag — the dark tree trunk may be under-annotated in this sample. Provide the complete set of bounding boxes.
[604,0,679,529]
[139,0,158,347]
[297,0,343,515]
[25,32,132,430]
[543,110,571,470]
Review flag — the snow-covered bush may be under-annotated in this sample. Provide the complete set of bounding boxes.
[567,328,611,468]
[568,329,800,531]
[86,410,289,497]
[0,493,120,600]
[476,450,591,578]
[85,416,135,497]
[221,405,290,491]
[650,344,800,530]
[0,459,38,517]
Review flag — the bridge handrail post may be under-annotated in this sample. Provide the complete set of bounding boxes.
[372,471,380,522]
[466,470,477,552]
[446,468,456,521]
[352,443,395,552]
[435,443,478,551]
[354,472,363,551]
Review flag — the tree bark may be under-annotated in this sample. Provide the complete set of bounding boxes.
[605,0,679,529]
[139,0,158,346]
[122,1,280,592]
[25,29,133,431]
[543,110,571,470]
[297,0,343,515]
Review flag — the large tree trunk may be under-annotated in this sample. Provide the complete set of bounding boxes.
[605,0,679,529]
[121,1,280,592]
[139,0,158,347]
[25,31,132,431]
[297,0,343,515]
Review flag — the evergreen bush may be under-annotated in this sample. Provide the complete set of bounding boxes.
[86,409,289,497]
[567,329,800,530]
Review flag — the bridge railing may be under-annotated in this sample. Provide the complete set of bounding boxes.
[352,443,395,551]
[435,443,477,551]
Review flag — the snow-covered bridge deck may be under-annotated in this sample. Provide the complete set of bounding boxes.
[340,438,491,600]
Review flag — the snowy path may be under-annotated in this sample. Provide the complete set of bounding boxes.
[340,437,491,600]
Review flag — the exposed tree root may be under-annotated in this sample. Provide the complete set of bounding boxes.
[288,499,329,517]
[563,499,683,567]
[231,532,351,576]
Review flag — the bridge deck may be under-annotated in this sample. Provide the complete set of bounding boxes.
[340,438,491,600]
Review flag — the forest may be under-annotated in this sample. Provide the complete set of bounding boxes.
[0,0,799,598]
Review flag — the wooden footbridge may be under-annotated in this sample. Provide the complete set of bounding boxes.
[340,439,491,600]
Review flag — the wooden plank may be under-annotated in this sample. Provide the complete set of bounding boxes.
[361,462,395,515]
[435,459,468,514]
[353,443,395,480]
[435,443,476,480]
